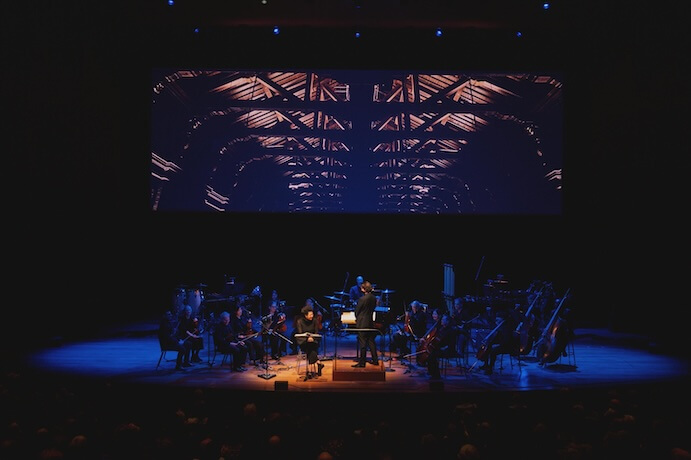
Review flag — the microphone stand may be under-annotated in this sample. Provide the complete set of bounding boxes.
[311,297,334,361]
[337,272,350,337]
[257,321,293,380]
[384,323,396,372]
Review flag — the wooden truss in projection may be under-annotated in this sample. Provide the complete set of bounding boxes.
[151,70,563,214]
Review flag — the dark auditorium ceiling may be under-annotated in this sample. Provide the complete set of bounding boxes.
[145,0,567,30]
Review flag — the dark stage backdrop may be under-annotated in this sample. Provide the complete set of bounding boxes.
[10,2,686,357]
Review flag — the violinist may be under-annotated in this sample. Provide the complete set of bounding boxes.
[231,304,265,365]
[176,304,204,364]
[213,311,248,372]
[391,300,428,362]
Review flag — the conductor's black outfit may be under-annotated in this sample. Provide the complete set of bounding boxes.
[353,287,379,366]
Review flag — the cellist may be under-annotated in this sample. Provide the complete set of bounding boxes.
[477,307,521,375]
[425,313,461,380]
[391,300,428,361]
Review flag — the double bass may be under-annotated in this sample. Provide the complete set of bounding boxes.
[534,288,572,364]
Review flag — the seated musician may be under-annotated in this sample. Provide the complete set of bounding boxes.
[213,311,248,372]
[158,309,188,370]
[478,308,521,375]
[451,297,479,357]
[391,300,428,362]
[295,305,325,377]
[231,304,265,365]
[289,298,314,355]
[426,313,461,380]
[264,301,288,360]
[176,305,204,364]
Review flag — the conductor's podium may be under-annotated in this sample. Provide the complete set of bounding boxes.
[332,326,387,382]
[332,358,386,382]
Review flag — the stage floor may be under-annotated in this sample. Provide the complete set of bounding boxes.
[19,319,691,394]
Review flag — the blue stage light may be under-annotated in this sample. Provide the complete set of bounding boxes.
[355,31,361,38]
[435,27,442,37]
[273,26,280,35]
[543,2,550,10]
[167,0,174,5]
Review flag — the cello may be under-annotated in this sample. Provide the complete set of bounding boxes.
[514,287,544,355]
[534,288,572,365]
[475,318,505,362]
[416,315,442,365]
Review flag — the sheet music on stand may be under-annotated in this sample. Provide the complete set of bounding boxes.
[295,333,323,338]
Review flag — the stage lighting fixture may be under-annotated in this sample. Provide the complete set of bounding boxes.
[355,30,361,38]
[435,27,443,37]
[543,2,550,10]
[273,26,280,35]
[516,31,523,37]
[167,0,174,5]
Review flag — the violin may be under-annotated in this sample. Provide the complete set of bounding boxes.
[262,311,288,333]
[276,312,288,333]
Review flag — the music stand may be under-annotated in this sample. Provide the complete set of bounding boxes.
[311,297,336,361]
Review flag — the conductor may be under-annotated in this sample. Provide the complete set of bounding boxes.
[352,280,379,367]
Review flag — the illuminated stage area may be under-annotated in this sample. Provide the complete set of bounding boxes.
[22,319,689,394]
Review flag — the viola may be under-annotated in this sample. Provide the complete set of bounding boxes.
[276,312,288,333]
[315,310,323,331]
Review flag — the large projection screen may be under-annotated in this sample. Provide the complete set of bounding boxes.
[150,69,563,216]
